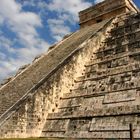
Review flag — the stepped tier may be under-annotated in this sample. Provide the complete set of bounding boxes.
[41,13,140,139]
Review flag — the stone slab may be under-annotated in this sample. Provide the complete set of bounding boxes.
[42,119,69,132]
[103,89,136,104]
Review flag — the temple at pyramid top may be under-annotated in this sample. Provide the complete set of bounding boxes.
[79,0,139,28]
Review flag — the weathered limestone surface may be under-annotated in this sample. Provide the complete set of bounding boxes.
[0,2,140,139]
[41,13,140,139]
[79,0,139,28]
[0,19,108,123]
[0,17,110,138]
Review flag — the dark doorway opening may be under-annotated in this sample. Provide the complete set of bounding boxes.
[96,19,103,23]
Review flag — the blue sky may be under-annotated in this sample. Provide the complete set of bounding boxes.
[0,0,140,82]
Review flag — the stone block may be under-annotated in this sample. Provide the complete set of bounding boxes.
[59,98,82,109]
[103,90,136,104]
[68,118,91,131]
[42,119,69,132]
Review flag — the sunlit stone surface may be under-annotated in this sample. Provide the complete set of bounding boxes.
[0,0,140,139]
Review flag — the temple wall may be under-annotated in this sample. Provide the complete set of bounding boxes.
[79,0,138,28]
[40,13,140,139]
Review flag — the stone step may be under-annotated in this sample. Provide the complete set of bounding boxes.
[110,18,140,33]
[75,62,140,83]
[104,31,140,49]
[42,131,140,139]
[90,41,140,63]
[42,114,140,138]
[59,98,82,109]
[86,52,128,68]
[62,88,137,100]
[89,116,137,132]
[103,89,136,104]
[42,119,69,132]
[92,38,140,61]
[95,38,140,56]
[47,105,140,120]
[110,20,140,37]
[107,24,140,43]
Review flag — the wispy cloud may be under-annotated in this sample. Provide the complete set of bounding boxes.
[47,19,71,41]
[0,0,49,82]
[18,0,92,41]
[46,0,92,41]
[94,0,104,4]
[47,0,92,21]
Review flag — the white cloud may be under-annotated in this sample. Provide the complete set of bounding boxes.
[94,0,104,4]
[0,0,42,45]
[47,0,91,21]
[0,52,6,60]
[47,19,71,41]
[0,0,49,82]
[18,0,92,41]
[46,0,92,41]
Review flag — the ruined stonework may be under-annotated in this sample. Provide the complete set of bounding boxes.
[79,0,139,28]
[0,0,140,139]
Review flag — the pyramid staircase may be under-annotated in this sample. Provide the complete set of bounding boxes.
[0,20,109,120]
[41,12,140,139]
[0,17,111,138]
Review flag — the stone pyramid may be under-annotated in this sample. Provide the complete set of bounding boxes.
[0,0,140,139]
